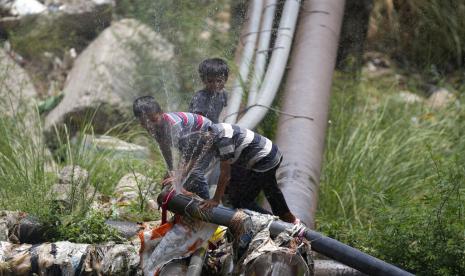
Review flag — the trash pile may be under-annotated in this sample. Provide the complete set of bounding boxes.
[139,207,313,275]
[0,207,313,275]
[0,241,140,275]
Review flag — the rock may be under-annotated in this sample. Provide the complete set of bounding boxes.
[104,220,143,239]
[0,48,37,118]
[363,51,391,68]
[361,51,394,78]
[395,91,423,104]
[1,0,46,17]
[43,0,113,12]
[0,211,24,242]
[59,165,89,184]
[112,173,158,219]
[44,19,180,146]
[1,0,112,44]
[1,0,113,97]
[0,211,45,244]
[50,165,100,207]
[0,47,57,174]
[114,173,157,204]
[426,88,456,109]
[11,0,46,16]
[81,134,151,160]
[14,215,45,244]
[50,182,99,207]
[0,0,13,16]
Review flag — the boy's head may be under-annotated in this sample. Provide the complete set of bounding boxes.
[198,58,229,92]
[133,96,164,129]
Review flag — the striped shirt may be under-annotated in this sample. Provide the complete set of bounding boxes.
[162,112,212,136]
[209,123,282,172]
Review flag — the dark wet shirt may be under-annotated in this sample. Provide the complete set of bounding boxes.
[209,123,282,172]
[188,89,228,123]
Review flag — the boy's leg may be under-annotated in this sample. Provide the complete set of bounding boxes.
[226,165,270,213]
[259,166,296,223]
[183,167,210,199]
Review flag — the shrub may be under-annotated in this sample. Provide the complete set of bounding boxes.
[317,75,465,274]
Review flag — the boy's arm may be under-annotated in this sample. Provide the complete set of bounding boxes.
[200,160,231,209]
[156,127,174,171]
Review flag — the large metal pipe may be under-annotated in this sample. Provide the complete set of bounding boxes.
[231,0,301,127]
[157,192,413,276]
[247,0,277,107]
[225,0,263,124]
[275,0,345,227]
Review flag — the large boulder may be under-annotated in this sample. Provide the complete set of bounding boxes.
[81,134,151,160]
[1,0,113,96]
[1,0,112,29]
[0,48,37,118]
[44,19,180,145]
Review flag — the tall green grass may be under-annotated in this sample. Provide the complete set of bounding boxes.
[317,75,465,274]
[0,105,165,241]
[0,111,55,219]
[369,0,465,71]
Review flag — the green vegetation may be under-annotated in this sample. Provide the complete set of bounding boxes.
[0,108,165,243]
[55,211,124,244]
[0,112,55,219]
[369,0,465,71]
[317,73,465,275]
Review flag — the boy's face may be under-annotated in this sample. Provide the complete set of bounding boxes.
[204,75,226,92]
[138,112,162,131]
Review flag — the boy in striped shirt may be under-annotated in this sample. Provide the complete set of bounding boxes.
[199,123,298,224]
[133,96,218,274]
[133,96,213,199]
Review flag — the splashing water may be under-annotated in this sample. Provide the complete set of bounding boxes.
[171,131,215,197]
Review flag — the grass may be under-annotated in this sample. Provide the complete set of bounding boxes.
[368,0,465,72]
[0,104,166,242]
[0,110,55,219]
[317,73,465,275]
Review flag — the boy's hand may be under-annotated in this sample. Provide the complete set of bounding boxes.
[199,199,219,209]
[161,176,174,186]
[181,188,194,197]
[162,177,174,186]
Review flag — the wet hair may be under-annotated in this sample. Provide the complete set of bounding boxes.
[198,58,229,82]
[133,96,162,118]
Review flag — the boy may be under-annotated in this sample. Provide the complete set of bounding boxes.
[199,123,298,224]
[189,58,229,123]
[133,96,213,199]
[188,58,229,197]
[188,58,294,222]
[133,96,218,275]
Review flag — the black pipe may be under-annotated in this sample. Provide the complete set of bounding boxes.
[157,192,413,276]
